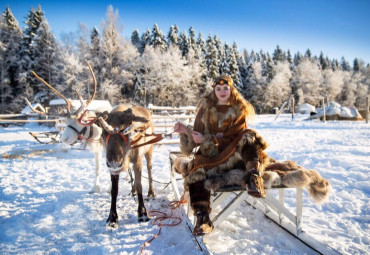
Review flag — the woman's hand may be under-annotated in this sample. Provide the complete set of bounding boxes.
[191,131,205,144]
[174,121,188,134]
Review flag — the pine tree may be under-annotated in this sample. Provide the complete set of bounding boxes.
[167,25,179,46]
[140,28,151,54]
[131,29,141,50]
[196,32,206,57]
[340,57,351,71]
[227,43,241,89]
[89,27,102,98]
[0,6,22,113]
[304,49,312,60]
[18,6,44,109]
[30,17,60,104]
[100,5,126,103]
[294,52,302,66]
[178,31,189,57]
[272,45,285,63]
[205,35,219,79]
[188,26,196,51]
[150,23,166,51]
[286,50,293,66]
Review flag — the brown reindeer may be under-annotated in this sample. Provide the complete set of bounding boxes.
[98,105,155,226]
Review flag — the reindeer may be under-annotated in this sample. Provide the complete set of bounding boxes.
[98,105,156,226]
[30,60,109,193]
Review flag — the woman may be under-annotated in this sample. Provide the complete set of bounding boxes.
[174,75,266,236]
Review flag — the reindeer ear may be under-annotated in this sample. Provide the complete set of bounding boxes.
[132,116,148,123]
[97,111,109,120]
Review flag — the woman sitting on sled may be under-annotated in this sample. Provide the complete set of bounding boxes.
[174,74,266,236]
[174,75,331,236]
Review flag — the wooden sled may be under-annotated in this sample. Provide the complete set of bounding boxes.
[169,151,340,255]
[29,131,61,144]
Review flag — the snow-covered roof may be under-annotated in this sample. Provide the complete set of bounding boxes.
[49,99,112,112]
[297,103,315,113]
[21,103,46,114]
[311,101,363,120]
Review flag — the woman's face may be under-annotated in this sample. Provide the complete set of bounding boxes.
[214,84,231,105]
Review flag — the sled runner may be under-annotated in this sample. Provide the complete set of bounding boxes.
[169,151,340,255]
[29,131,61,144]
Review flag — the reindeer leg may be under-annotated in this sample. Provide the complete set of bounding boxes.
[89,151,101,193]
[133,160,150,222]
[145,147,155,198]
[106,174,119,227]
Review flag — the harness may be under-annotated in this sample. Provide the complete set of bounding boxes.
[66,110,99,143]
[104,125,167,149]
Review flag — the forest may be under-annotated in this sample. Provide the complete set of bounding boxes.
[0,5,369,114]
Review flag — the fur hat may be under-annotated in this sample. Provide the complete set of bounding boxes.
[213,75,234,87]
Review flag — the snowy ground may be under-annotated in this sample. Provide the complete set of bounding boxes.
[0,114,369,255]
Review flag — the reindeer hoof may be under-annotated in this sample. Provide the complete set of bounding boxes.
[106,221,118,228]
[147,192,155,198]
[89,185,101,194]
[138,215,150,222]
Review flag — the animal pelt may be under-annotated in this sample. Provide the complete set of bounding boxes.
[179,125,196,156]
[183,129,270,191]
[202,161,331,204]
[177,127,331,204]
[264,161,331,203]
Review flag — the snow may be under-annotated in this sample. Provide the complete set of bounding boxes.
[0,114,369,255]
[297,103,315,114]
[312,102,363,120]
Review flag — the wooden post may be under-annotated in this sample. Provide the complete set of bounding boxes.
[322,98,326,122]
[291,97,295,120]
[366,95,369,124]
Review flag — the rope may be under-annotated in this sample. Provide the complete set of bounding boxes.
[140,196,188,255]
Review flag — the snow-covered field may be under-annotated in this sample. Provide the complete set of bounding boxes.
[0,114,369,255]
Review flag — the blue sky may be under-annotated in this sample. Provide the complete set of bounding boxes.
[5,0,370,64]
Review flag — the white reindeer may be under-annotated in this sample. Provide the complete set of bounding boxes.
[29,60,109,193]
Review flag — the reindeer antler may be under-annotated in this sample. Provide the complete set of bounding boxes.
[31,71,72,113]
[84,59,97,108]
[97,116,125,134]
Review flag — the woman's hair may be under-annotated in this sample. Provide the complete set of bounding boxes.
[198,75,255,120]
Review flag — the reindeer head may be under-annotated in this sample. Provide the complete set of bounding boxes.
[30,60,98,145]
[98,108,149,175]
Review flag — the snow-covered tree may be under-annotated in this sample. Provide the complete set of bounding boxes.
[134,46,200,106]
[18,6,44,108]
[264,62,292,111]
[340,57,351,71]
[167,25,179,47]
[178,31,189,57]
[292,59,323,105]
[30,18,60,101]
[140,28,151,54]
[188,26,196,51]
[131,29,141,50]
[205,35,219,78]
[272,45,285,63]
[100,5,126,103]
[196,32,206,57]
[321,69,345,102]
[150,23,166,51]
[244,62,267,113]
[0,6,22,113]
